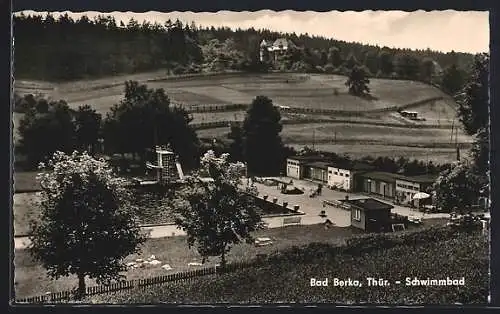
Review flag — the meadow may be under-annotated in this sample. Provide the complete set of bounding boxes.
[14,224,359,299]
[14,72,451,115]
[83,226,486,304]
[15,221,449,300]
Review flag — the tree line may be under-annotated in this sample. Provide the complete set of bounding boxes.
[14,13,472,96]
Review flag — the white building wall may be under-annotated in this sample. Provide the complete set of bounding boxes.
[395,179,421,203]
[327,167,353,191]
[286,159,301,179]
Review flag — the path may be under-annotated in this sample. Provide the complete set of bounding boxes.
[13,177,449,250]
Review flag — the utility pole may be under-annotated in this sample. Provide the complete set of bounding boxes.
[312,129,316,151]
[450,120,454,144]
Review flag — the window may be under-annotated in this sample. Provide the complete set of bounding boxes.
[334,172,338,175]
[345,174,350,178]
[328,170,332,174]
[353,209,361,221]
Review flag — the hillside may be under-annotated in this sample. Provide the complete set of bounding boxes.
[15,73,449,115]
[13,14,474,82]
[13,72,472,164]
[85,229,488,304]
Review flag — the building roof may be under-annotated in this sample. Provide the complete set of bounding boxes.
[260,39,271,47]
[359,171,408,183]
[287,155,330,163]
[401,174,439,184]
[305,161,331,170]
[345,198,394,211]
[329,161,374,172]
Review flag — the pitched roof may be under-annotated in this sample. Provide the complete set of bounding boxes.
[359,171,408,183]
[273,38,289,47]
[402,174,439,184]
[344,198,394,211]
[329,161,374,172]
[287,155,330,163]
[304,161,331,169]
[260,39,271,47]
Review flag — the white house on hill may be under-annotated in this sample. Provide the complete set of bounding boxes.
[260,38,297,62]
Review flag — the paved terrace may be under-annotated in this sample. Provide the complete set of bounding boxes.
[14,177,449,250]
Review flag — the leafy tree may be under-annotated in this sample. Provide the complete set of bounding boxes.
[345,65,371,97]
[174,151,263,267]
[242,96,285,175]
[344,54,359,69]
[455,53,489,175]
[74,105,102,154]
[378,50,394,75]
[432,162,483,212]
[441,64,466,96]
[394,53,420,80]
[18,100,76,169]
[103,81,200,169]
[362,50,379,76]
[30,151,147,299]
[227,124,244,162]
[327,46,343,68]
[419,58,435,83]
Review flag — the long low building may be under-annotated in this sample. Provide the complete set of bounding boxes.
[286,155,439,204]
[327,161,374,192]
[357,171,438,204]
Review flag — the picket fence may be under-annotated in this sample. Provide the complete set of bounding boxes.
[15,260,258,303]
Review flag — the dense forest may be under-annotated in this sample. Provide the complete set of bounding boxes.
[14,12,474,89]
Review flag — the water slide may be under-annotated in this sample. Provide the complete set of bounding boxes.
[176,162,184,180]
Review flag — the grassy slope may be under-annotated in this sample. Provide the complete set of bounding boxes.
[86,230,488,304]
[14,224,362,298]
[14,72,449,115]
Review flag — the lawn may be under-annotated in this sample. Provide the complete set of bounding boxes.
[14,224,361,299]
[83,226,486,304]
[13,171,41,192]
[14,72,450,117]
[12,185,295,237]
[197,122,473,149]
[279,123,472,147]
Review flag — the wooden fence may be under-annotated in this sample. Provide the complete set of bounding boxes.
[15,260,258,303]
[178,96,444,116]
[191,116,453,131]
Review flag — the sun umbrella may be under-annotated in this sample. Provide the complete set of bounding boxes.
[412,192,431,200]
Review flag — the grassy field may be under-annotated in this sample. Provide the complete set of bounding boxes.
[14,72,450,115]
[14,221,449,300]
[82,225,486,304]
[14,224,359,298]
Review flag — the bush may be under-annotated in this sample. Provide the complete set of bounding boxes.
[172,64,186,75]
[87,227,488,304]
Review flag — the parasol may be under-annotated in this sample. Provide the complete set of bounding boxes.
[412,192,430,200]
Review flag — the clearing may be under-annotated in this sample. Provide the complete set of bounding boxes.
[14,221,447,300]
[85,229,488,304]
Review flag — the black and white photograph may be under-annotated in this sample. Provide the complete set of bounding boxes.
[11,9,491,305]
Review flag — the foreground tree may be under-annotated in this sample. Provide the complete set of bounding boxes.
[18,100,76,169]
[455,53,489,175]
[29,151,147,299]
[103,81,200,169]
[174,151,263,267]
[441,63,466,96]
[345,65,371,97]
[432,162,483,212]
[242,96,285,175]
[227,124,244,162]
[74,105,102,154]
